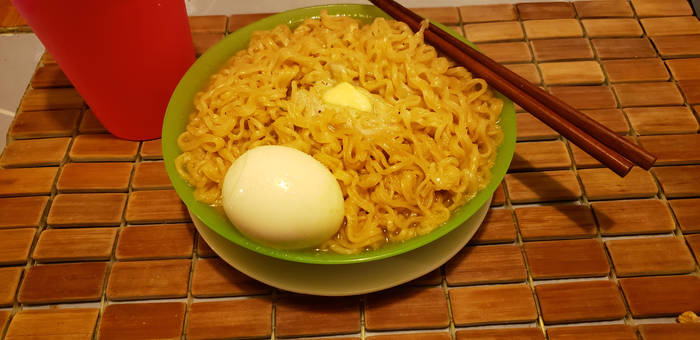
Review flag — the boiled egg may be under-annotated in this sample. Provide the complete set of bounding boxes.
[221,145,345,249]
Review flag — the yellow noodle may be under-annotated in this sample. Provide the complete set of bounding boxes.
[175,12,503,254]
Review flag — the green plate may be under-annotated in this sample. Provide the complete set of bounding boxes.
[162,4,516,265]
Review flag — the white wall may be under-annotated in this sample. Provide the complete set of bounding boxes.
[0,33,44,151]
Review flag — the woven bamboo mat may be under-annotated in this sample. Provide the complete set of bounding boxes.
[1,1,700,339]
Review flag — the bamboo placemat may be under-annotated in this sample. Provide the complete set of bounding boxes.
[1,1,700,339]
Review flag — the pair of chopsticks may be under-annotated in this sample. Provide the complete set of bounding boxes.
[369,0,656,176]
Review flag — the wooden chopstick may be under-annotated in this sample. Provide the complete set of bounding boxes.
[369,0,657,176]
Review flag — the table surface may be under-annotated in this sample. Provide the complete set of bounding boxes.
[1,1,700,339]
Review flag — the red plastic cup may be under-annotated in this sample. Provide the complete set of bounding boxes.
[12,0,196,140]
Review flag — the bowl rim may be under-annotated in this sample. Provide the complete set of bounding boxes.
[162,4,516,265]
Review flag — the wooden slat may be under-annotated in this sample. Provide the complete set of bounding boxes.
[574,1,634,18]
[536,280,627,324]
[459,4,517,23]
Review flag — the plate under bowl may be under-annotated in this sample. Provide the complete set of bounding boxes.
[191,197,491,295]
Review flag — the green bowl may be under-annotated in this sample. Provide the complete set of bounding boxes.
[163,4,516,264]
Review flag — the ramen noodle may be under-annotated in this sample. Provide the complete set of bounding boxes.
[175,12,503,254]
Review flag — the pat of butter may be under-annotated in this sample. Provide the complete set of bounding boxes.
[322,82,372,112]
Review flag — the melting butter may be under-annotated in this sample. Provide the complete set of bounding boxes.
[322,82,372,112]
